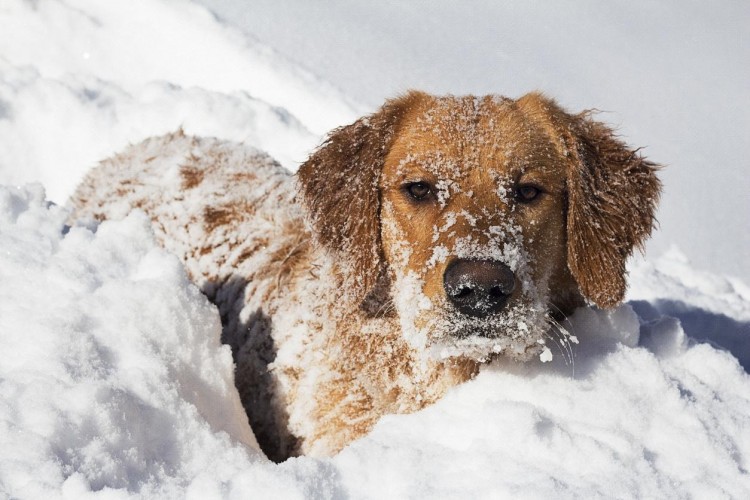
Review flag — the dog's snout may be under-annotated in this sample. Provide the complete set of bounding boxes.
[443,259,516,318]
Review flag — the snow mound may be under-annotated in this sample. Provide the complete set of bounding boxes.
[335,304,750,498]
[0,185,263,497]
[0,0,365,204]
[629,250,750,370]
[0,0,358,136]
[0,61,317,204]
[2,184,750,498]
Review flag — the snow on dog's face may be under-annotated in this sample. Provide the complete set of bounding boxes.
[380,95,572,360]
[298,91,661,362]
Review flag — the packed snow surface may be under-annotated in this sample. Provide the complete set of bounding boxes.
[1,0,749,498]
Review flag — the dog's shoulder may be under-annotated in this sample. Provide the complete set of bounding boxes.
[71,130,292,223]
[70,130,308,303]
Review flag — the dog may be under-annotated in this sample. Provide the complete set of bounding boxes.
[71,91,661,461]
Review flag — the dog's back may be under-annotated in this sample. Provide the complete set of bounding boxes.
[71,130,312,460]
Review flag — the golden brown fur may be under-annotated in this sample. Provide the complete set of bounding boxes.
[71,91,660,461]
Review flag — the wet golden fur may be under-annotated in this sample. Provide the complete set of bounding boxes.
[72,91,660,461]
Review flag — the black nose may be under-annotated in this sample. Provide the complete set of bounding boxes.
[443,259,516,318]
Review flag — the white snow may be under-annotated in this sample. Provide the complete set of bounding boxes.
[1,0,750,498]
[0,185,262,497]
[0,0,359,203]
[3,184,750,498]
[197,0,750,285]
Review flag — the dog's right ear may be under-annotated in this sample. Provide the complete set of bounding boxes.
[297,92,422,304]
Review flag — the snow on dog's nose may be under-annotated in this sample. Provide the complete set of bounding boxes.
[443,259,516,318]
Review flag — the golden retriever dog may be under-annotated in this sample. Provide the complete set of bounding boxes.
[71,91,661,461]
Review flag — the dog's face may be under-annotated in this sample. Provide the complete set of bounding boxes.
[379,95,575,359]
[298,91,660,362]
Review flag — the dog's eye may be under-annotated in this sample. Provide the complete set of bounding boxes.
[404,182,432,201]
[515,185,541,203]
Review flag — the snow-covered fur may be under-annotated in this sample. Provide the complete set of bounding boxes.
[71,91,660,461]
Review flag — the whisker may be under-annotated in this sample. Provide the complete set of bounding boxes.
[373,300,396,319]
[544,315,577,377]
[556,320,576,370]
[548,302,575,332]
[543,324,569,366]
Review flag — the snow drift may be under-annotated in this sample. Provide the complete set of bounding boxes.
[2,184,749,498]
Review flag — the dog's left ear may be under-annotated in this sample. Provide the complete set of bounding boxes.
[564,110,662,308]
[297,92,421,305]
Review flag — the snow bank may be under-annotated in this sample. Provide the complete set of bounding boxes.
[0,61,318,203]
[2,184,750,498]
[0,0,358,135]
[335,302,750,498]
[0,185,263,497]
[0,0,361,204]
[628,250,750,371]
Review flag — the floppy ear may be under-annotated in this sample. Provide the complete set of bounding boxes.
[296,93,419,304]
[564,111,662,308]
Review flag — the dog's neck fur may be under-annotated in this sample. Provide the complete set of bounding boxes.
[263,221,479,457]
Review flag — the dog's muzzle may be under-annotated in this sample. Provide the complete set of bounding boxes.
[443,259,516,318]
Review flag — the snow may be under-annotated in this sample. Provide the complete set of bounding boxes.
[0,61,319,202]
[3,184,750,497]
[198,0,750,285]
[1,0,750,498]
[0,185,260,496]
[0,0,358,203]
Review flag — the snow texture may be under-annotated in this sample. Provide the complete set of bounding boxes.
[1,0,750,498]
[0,0,358,203]
[2,185,750,498]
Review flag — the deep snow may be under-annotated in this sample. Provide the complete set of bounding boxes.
[1,0,749,498]
[2,184,750,498]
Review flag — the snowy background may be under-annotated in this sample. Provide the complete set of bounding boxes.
[1,0,749,498]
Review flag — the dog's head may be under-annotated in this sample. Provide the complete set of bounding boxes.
[297,91,660,361]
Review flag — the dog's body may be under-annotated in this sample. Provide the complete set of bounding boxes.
[71,130,475,460]
[71,92,660,460]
